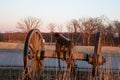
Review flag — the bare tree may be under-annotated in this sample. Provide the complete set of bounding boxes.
[113,20,120,38]
[105,24,115,46]
[66,22,74,33]
[57,24,63,33]
[66,19,80,44]
[77,18,87,45]
[113,20,120,46]
[71,19,81,44]
[48,23,55,43]
[81,17,104,45]
[66,22,74,39]
[17,16,42,33]
[71,19,79,33]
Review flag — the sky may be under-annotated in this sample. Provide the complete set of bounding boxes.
[0,0,120,32]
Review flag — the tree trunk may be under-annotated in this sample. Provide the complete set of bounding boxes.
[50,32,53,43]
[88,34,91,46]
[82,33,86,45]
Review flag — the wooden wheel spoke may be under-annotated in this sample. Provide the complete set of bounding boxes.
[35,33,41,50]
[32,59,39,75]
[30,39,35,51]
[35,32,39,42]
[29,44,34,53]
[28,53,35,59]
[32,33,36,45]
[27,68,33,80]
[30,33,38,50]
[23,64,33,80]
[26,59,38,79]
[34,32,40,50]
[37,39,42,50]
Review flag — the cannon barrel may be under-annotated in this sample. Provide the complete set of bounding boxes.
[55,33,71,46]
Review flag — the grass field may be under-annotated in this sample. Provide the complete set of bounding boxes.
[0,42,119,55]
[0,42,120,80]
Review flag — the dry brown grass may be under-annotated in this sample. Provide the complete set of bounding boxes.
[0,42,120,80]
[0,42,119,55]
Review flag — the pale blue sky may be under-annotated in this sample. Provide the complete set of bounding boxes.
[0,0,120,32]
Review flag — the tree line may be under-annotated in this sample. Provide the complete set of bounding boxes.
[0,16,120,46]
[0,32,119,46]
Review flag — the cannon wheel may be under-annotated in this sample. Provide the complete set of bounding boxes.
[23,29,45,80]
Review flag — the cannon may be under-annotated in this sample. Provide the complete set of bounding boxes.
[22,29,105,80]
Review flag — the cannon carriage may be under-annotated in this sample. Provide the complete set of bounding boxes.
[22,29,105,80]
